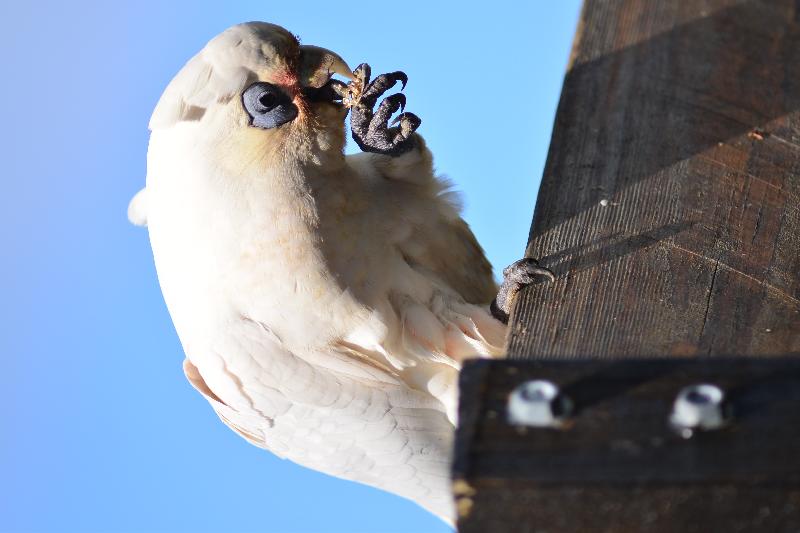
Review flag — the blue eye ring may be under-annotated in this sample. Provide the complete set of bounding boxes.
[242,82,298,129]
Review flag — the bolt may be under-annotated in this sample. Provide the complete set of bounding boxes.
[670,383,728,437]
[507,380,572,427]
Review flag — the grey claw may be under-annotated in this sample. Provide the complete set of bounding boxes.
[362,71,409,106]
[348,67,420,156]
[492,258,555,324]
[354,63,371,82]
[397,72,408,90]
[502,260,555,284]
[537,268,556,283]
[395,93,407,113]
[371,93,407,125]
[390,112,421,141]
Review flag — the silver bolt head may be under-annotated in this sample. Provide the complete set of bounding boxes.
[670,383,727,433]
[507,380,570,427]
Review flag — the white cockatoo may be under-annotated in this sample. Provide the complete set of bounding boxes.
[129,21,552,525]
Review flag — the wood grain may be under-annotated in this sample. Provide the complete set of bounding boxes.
[508,0,800,358]
[455,1,800,530]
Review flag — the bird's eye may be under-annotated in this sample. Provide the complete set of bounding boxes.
[242,82,298,129]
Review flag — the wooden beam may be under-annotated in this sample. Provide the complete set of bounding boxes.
[509,0,800,358]
[455,0,800,530]
[454,359,800,533]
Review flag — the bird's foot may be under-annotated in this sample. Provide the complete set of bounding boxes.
[490,258,555,324]
[341,63,421,156]
[340,63,370,108]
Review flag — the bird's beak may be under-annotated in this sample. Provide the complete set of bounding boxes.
[298,45,354,89]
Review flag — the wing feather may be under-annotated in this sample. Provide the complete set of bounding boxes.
[184,318,456,524]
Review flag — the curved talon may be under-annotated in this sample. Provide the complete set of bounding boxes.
[502,261,555,284]
[370,93,406,121]
[535,268,556,283]
[390,112,421,143]
[391,112,421,128]
[397,93,407,112]
[491,258,555,324]
[361,71,410,107]
[387,70,408,91]
[352,63,371,97]
[353,63,371,86]
[369,95,407,140]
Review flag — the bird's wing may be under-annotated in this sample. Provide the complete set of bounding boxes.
[182,317,456,524]
[400,214,498,305]
[345,143,505,376]
[349,139,498,306]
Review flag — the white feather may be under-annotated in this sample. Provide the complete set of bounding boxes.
[131,21,505,527]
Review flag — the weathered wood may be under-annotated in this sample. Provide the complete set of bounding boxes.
[455,358,800,483]
[457,485,800,533]
[455,0,800,530]
[454,359,800,533]
[509,0,800,358]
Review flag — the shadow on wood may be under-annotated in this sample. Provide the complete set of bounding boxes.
[510,0,800,358]
[455,0,800,531]
[454,359,800,532]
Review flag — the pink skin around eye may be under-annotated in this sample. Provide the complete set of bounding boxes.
[274,69,310,117]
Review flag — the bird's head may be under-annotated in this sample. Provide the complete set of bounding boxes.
[148,22,354,172]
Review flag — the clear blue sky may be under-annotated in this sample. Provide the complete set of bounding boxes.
[0,2,579,532]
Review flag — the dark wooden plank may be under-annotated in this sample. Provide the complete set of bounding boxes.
[509,0,800,358]
[454,359,800,532]
[455,359,800,483]
[455,1,800,530]
[458,485,800,533]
